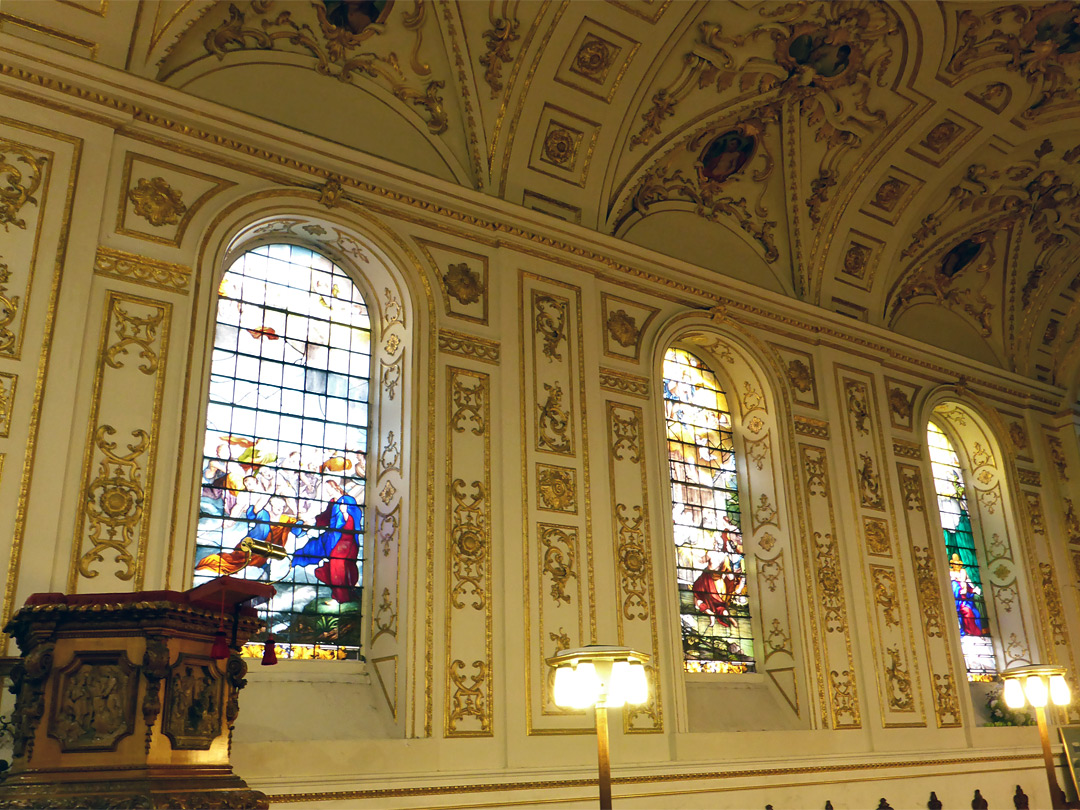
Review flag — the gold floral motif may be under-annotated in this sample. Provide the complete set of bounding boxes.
[379,481,396,505]
[609,405,641,463]
[0,141,47,230]
[541,124,581,167]
[447,660,491,734]
[1018,468,1041,487]
[746,416,765,435]
[372,587,397,642]
[844,379,871,435]
[93,246,191,294]
[438,329,500,364]
[79,426,149,581]
[537,465,576,512]
[887,387,913,422]
[765,618,791,658]
[1039,563,1068,646]
[858,453,884,510]
[976,470,993,484]
[884,645,914,711]
[534,294,568,361]
[451,372,487,435]
[872,567,900,628]
[537,382,572,453]
[802,446,828,497]
[449,479,488,610]
[614,504,650,620]
[912,545,945,638]
[479,15,519,98]
[758,532,777,552]
[993,563,1011,581]
[0,260,16,355]
[829,669,860,727]
[539,524,578,604]
[814,532,846,633]
[201,3,448,134]
[444,263,485,305]
[127,177,186,227]
[863,518,891,555]
[0,371,14,438]
[605,309,638,348]
[843,243,871,279]
[105,304,165,375]
[571,34,617,81]
[786,359,813,394]
[933,673,961,726]
[1047,435,1070,480]
[384,333,400,355]
[892,439,921,460]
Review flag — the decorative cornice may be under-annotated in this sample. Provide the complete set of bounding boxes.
[1017,468,1041,487]
[793,415,829,439]
[93,246,191,294]
[892,439,922,460]
[438,329,500,365]
[598,367,650,399]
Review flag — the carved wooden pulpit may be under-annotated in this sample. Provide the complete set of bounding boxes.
[0,578,273,809]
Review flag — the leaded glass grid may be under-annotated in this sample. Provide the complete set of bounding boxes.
[194,243,370,660]
[927,420,996,682]
[663,347,755,674]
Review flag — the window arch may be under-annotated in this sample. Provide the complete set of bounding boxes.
[662,347,754,674]
[193,243,371,660]
[927,420,995,681]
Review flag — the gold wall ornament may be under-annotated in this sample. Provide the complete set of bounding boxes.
[912,545,945,639]
[536,382,572,453]
[758,557,782,593]
[451,372,486,434]
[945,3,1080,119]
[814,532,846,633]
[994,581,1018,614]
[786,358,813,394]
[1039,563,1068,646]
[753,493,777,528]
[884,645,914,711]
[1047,434,1070,480]
[802,446,828,496]
[765,618,791,658]
[79,426,149,581]
[892,439,922,460]
[162,655,224,750]
[377,430,400,480]
[887,386,913,423]
[0,260,19,355]
[539,524,578,604]
[93,246,192,295]
[127,176,186,227]
[933,674,961,726]
[828,669,859,727]
[572,34,617,81]
[606,308,639,348]
[447,660,491,734]
[317,177,344,209]
[438,329,500,364]
[0,370,14,437]
[449,479,488,610]
[380,353,403,400]
[372,587,398,642]
[1009,421,1029,452]
[863,517,891,556]
[857,452,885,510]
[534,293,568,360]
[976,486,1001,514]
[844,379,871,435]
[540,123,581,167]
[537,464,577,512]
[614,504,650,620]
[105,304,165,374]
[598,367,649,399]
[48,651,138,752]
[0,140,47,230]
[1005,633,1031,667]
[443,262,485,305]
[479,14,520,99]
[194,1,449,134]
[1063,497,1080,542]
[871,566,901,629]
[793,415,829,439]
[375,503,400,557]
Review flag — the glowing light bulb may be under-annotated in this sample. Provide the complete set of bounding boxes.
[1003,677,1026,709]
[552,664,576,709]
[570,662,601,709]
[613,660,648,706]
[1050,674,1071,706]
[1025,674,1048,708]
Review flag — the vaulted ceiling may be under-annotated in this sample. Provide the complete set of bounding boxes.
[5,0,1080,397]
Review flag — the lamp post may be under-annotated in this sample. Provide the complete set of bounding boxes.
[1001,664,1072,810]
[547,645,650,810]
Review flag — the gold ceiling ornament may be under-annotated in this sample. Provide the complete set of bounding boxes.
[198,1,447,134]
[127,176,186,227]
[627,113,780,262]
[946,2,1080,120]
[891,228,1003,338]
[0,141,47,231]
[479,13,520,99]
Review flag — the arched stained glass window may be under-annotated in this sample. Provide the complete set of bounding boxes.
[927,420,996,681]
[663,347,754,674]
[194,243,370,661]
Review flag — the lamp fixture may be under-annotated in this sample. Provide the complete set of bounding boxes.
[1000,664,1072,810]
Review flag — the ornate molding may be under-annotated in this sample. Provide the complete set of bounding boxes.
[793,414,828,439]
[598,367,650,399]
[93,246,192,294]
[438,329,500,364]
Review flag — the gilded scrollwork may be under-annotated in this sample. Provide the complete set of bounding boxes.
[451,372,486,435]
[0,140,47,231]
[933,674,961,727]
[744,435,769,471]
[765,618,791,659]
[539,524,578,605]
[534,294,568,361]
[802,445,828,496]
[598,368,650,399]
[128,177,186,227]
[1005,633,1031,666]
[740,381,765,413]
[449,479,488,610]
[1047,435,1069,480]
[884,645,914,711]
[372,587,397,642]
[871,566,900,629]
[1064,497,1080,542]
[375,503,399,557]
[614,504,650,620]
[105,305,165,375]
[0,370,14,437]
[758,556,781,593]
[976,486,1000,514]
[0,260,19,355]
[994,581,1019,614]
[753,493,777,527]
[479,14,519,98]
[606,309,639,348]
[814,532,846,633]
[79,426,150,581]
[844,380,871,435]
[887,387,913,424]
[438,329,500,364]
[786,358,813,394]
[857,452,884,510]
[898,465,924,512]
[794,415,829,439]
[447,660,490,734]
[198,2,448,133]
[382,287,404,331]
[609,407,641,463]
[380,353,403,400]
[537,464,576,512]
[912,545,945,639]
[537,382,572,453]
[1039,563,1068,646]
[93,246,192,294]
[829,669,859,727]
[863,518,891,555]
[378,430,400,480]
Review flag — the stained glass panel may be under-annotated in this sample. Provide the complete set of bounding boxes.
[194,244,370,660]
[663,348,755,673]
[927,420,996,681]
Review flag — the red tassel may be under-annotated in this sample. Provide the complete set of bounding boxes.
[261,635,278,666]
[210,630,229,660]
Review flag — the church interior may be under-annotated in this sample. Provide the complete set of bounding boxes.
[1,0,1080,807]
